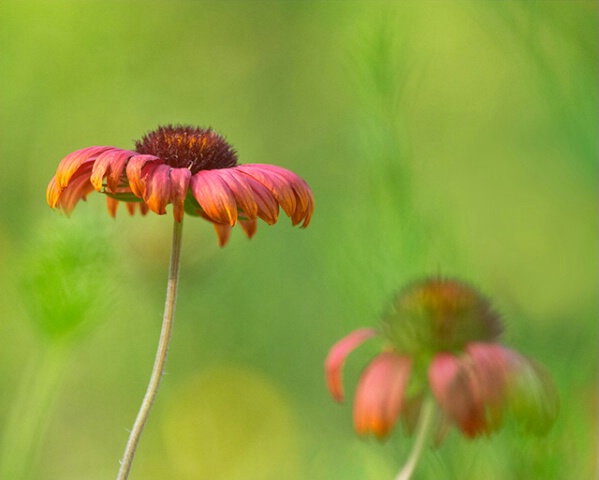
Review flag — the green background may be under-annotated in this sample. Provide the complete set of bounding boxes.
[0,1,596,479]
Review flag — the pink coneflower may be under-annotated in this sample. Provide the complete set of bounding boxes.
[325,278,558,480]
[46,125,314,480]
[47,125,314,246]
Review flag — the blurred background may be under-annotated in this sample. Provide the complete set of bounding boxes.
[0,1,596,479]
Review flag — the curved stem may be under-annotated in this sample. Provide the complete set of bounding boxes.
[117,218,184,480]
[395,397,437,480]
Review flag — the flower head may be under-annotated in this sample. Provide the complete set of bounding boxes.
[325,278,558,441]
[46,125,314,246]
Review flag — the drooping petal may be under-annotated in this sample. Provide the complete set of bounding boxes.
[106,197,119,217]
[239,175,279,224]
[125,154,162,198]
[90,148,136,192]
[466,343,514,431]
[239,219,257,239]
[55,146,113,189]
[500,348,559,435]
[429,352,487,438]
[190,170,238,225]
[52,162,96,215]
[217,169,260,220]
[353,352,413,438]
[169,168,192,223]
[257,164,314,227]
[46,176,61,209]
[238,164,314,227]
[213,223,232,247]
[142,164,172,215]
[324,328,378,403]
[124,201,150,216]
[237,165,297,217]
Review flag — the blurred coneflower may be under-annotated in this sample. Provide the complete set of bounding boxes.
[47,124,313,246]
[325,278,558,480]
[46,125,314,480]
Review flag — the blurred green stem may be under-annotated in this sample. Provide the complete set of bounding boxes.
[117,218,184,480]
[395,397,436,480]
[0,341,70,479]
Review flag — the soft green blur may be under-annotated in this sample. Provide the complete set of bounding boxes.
[0,1,596,479]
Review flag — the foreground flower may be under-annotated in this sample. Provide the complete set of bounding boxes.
[46,125,314,246]
[46,125,314,480]
[325,278,558,479]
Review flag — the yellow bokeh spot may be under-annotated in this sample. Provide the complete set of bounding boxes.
[161,365,300,480]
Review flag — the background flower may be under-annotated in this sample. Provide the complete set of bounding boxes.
[326,278,559,441]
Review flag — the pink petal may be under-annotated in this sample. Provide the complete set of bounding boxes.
[241,175,280,224]
[217,169,260,220]
[55,146,113,188]
[324,328,378,403]
[253,164,314,227]
[90,148,136,192]
[190,170,238,225]
[466,342,514,430]
[125,154,161,198]
[429,352,487,438]
[353,352,412,438]
[239,164,314,227]
[169,168,192,223]
[237,165,297,217]
[54,162,96,215]
[143,164,172,215]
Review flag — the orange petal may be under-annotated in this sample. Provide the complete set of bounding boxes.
[353,352,413,438]
[239,175,279,225]
[125,154,161,198]
[217,169,259,220]
[46,176,61,208]
[324,328,378,403]
[55,146,112,188]
[143,164,171,215]
[169,168,192,223]
[190,170,238,225]
[213,223,232,247]
[241,164,314,227]
[91,148,136,192]
[239,219,257,239]
[106,197,119,217]
[237,165,297,218]
[55,163,96,215]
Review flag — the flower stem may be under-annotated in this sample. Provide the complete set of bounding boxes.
[395,397,437,480]
[116,218,184,480]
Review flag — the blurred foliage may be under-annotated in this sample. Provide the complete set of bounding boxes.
[21,216,116,340]
[0,1,596,479]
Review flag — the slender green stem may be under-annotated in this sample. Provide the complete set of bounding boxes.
[116,218,184,480]
[395,397,437,480]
